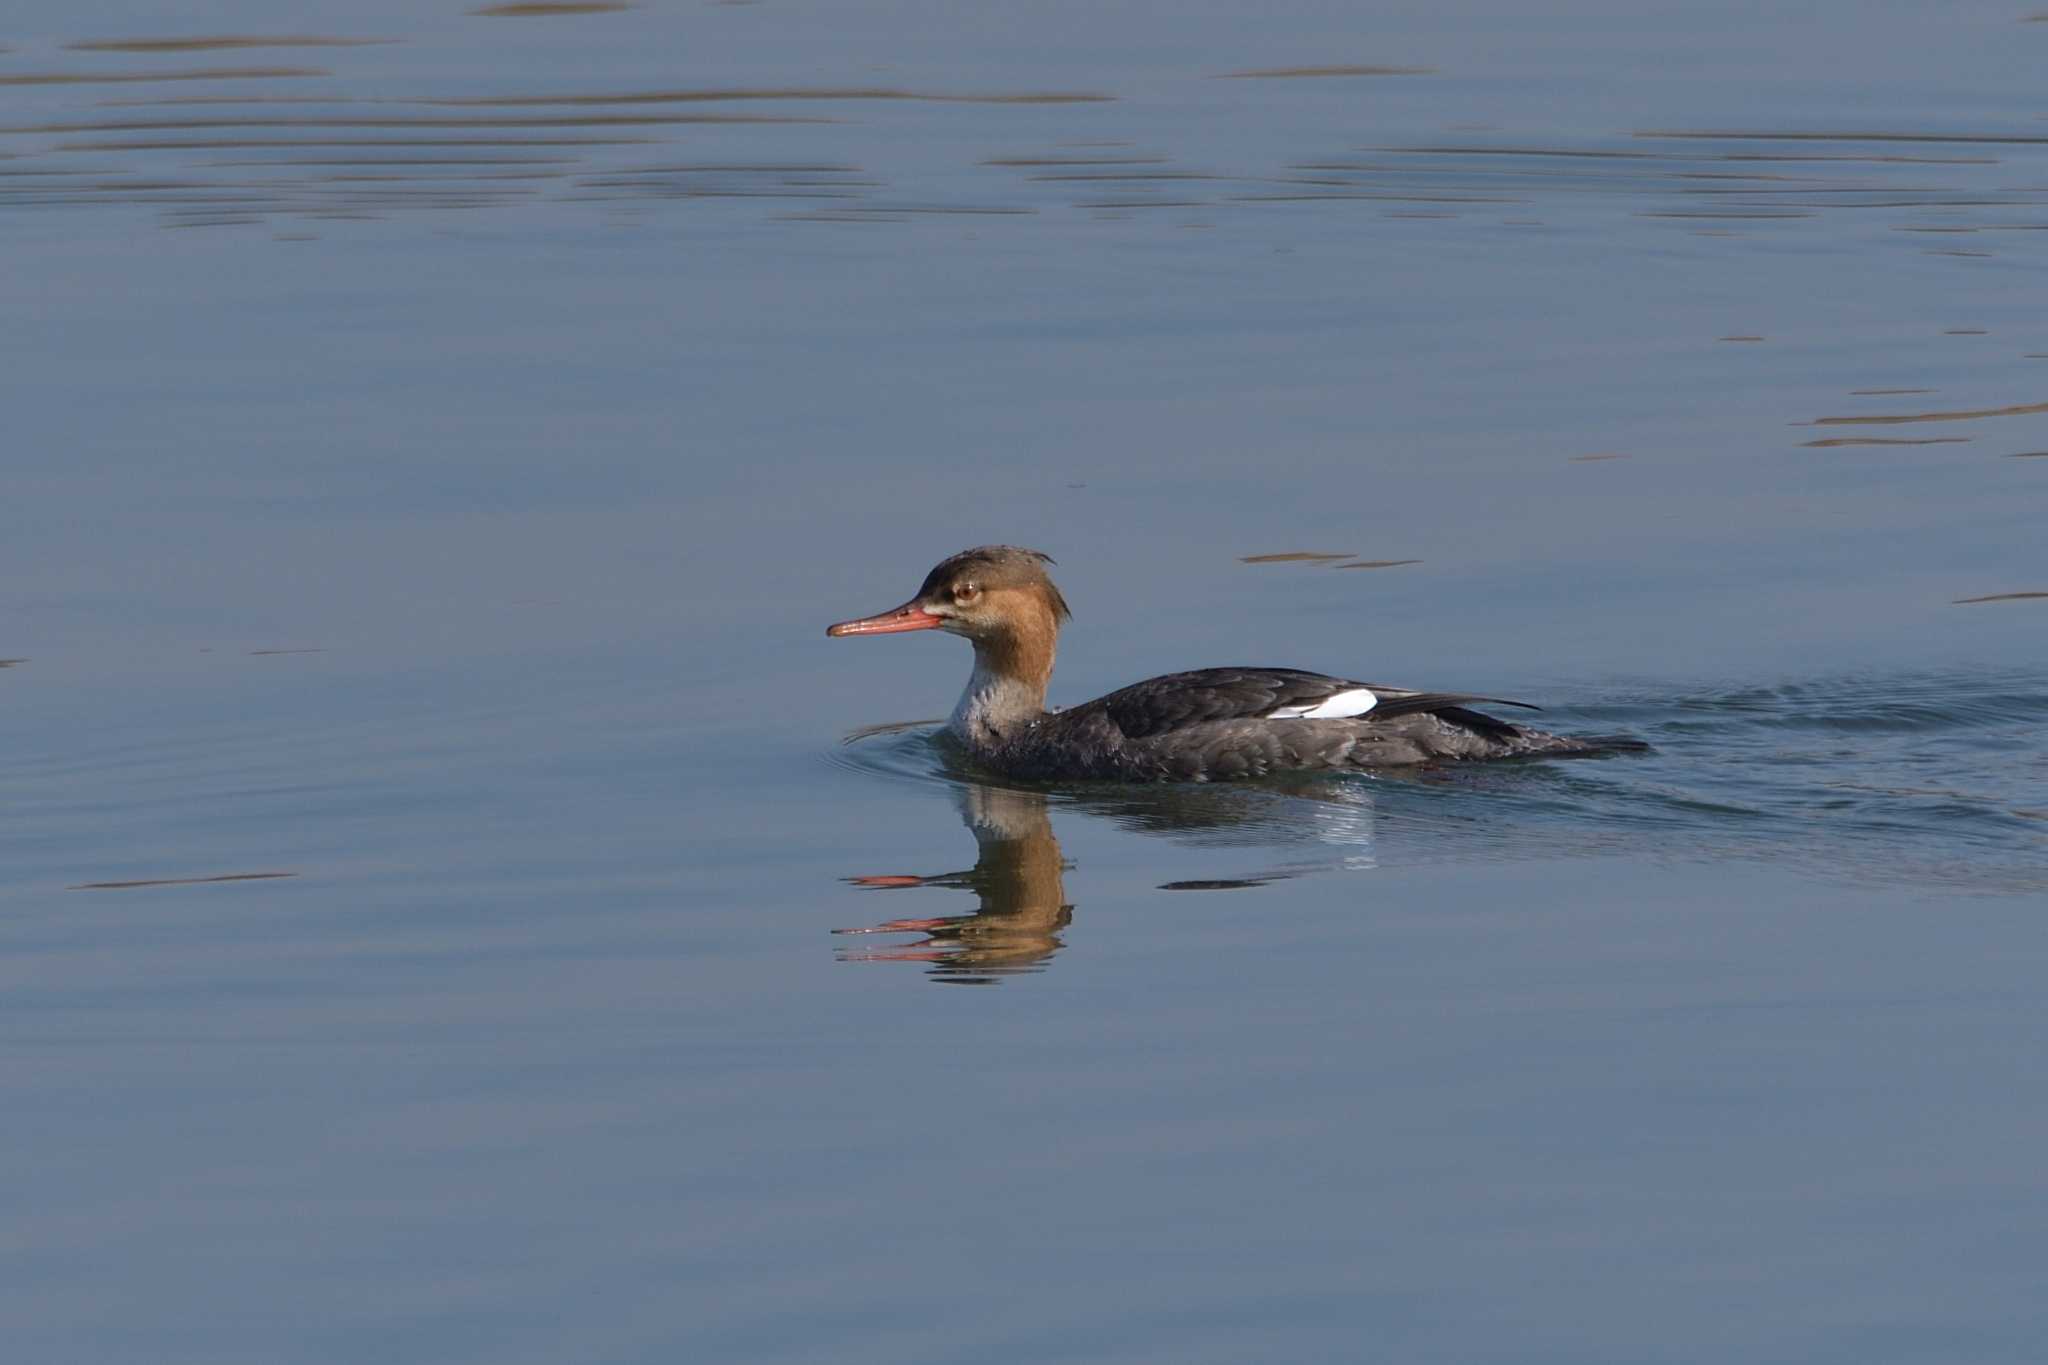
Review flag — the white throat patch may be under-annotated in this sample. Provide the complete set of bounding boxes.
[950,658,1037,744]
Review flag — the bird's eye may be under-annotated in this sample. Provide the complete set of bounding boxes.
[953,582,981,605]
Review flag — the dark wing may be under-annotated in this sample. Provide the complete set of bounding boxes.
[1084,667,1537,741]
[1357,686,1542,722]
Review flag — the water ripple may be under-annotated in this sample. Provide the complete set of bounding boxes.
[828,669,2048,891]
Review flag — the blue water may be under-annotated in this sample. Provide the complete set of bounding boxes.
[4,2,2047,1360]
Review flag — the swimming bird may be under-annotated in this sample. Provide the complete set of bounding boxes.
[827,545,1610,782]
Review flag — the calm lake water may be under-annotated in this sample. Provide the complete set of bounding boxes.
[4,2,2046,1361]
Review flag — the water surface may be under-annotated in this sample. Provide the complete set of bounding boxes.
[4,2,2047,1361]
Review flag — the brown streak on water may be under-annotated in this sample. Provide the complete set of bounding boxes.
[472,2,634,14]
[1360,145,1999,168]
[14,114,822,132]
[0,66,327,85]
[1367,145,1661,159]
[1637,129,2048,146]
[202,157,577,166]
[69,872,300,890]
[1233,192,1520,204]
[67,36,394,52]
[843,204,1031,216]
[1953,592,2048,604]
[58,137,658,150]
[1802,437,1971,447]
[984,156,1165,167]
[1028,172,1225,182]
[1159,878,1284,890]
[1216,65,1433,79]
[1240,551,1354,563]
[777,212,905,224]
[425,88,1114,105]
[94,96,374,107]
[597,162,859,172]
[1813,400,2048,426]
[1638,211,1815,220]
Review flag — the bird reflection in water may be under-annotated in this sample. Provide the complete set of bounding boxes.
[836,782,1074,984]
[835,764,1379,984]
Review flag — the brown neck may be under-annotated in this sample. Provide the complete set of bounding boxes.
[980,601,1058,704]
[949,590,1059,747]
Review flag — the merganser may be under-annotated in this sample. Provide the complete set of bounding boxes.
[827,546,1611,782]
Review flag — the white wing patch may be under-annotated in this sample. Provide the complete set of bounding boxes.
[1268,687,1379,720]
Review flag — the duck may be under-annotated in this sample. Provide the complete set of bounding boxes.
[826,545,1612,782]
